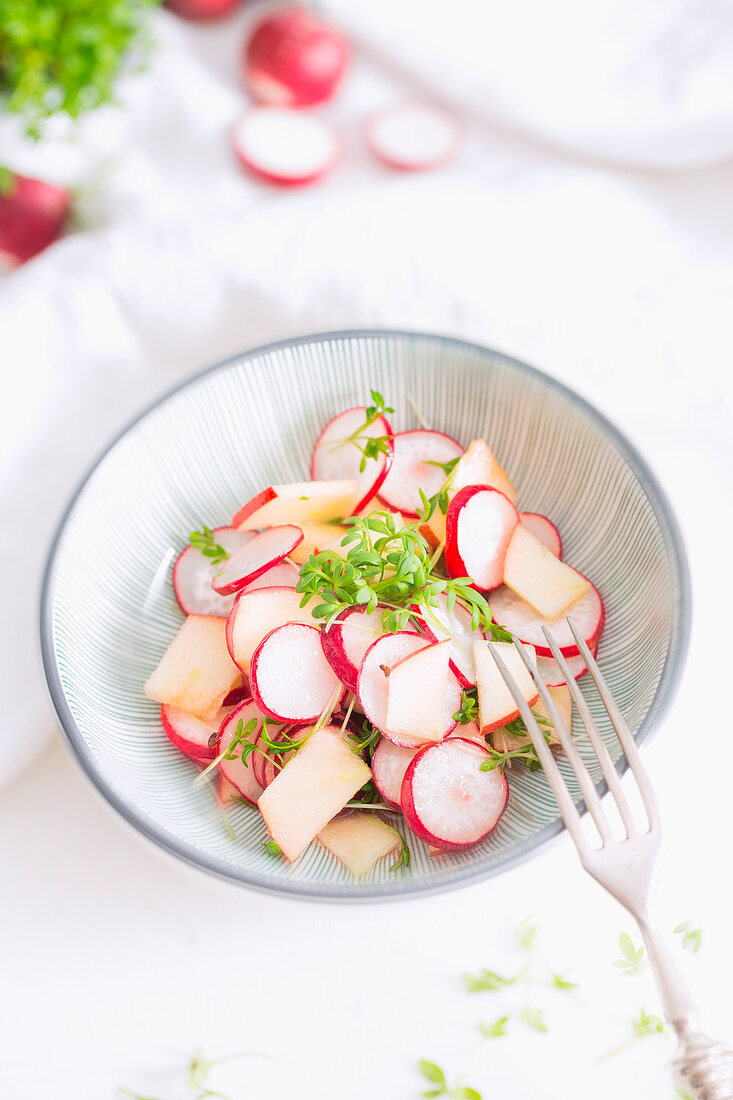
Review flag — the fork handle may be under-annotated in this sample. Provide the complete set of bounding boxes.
[638,918,699,1027]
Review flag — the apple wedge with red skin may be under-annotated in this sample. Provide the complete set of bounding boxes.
[371,738,418,808]
[520,512,562,558]
[216,700,265,805]
[173,527,254,616]
[233,479,359,529]
[212,524,303,596]
[311,406,394,515]
[320,605,387,694]
[250,622,344,723]
[385,639,451,743]
[473,639,539,735]
[378,429,463,517]
[401,737,508,850]
[357,631,461,748]
[445,485,519,592]
[226,585,317,674]
[487,582,605,658]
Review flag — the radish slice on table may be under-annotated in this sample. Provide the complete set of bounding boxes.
[232,108,340,186]
[401,737,508,850]
[371,738,418,807]
[366,102,461,171]
[237,559,299,594]
[417,591,480,687]
[245,9,350,108]
[357,631,461,747]
[226,585,316,674]
[377,430,463,517]
[536,647,594,688]
[212,525,303,595]
[173,527,254,616]
[250,623,344,722]
[488,581,605,657]
[160,703,228,761]
[217,700,265,805]
[311,406,394,514]
[520,512,562,558]
[321,605,387,693]
[445,486,519,591]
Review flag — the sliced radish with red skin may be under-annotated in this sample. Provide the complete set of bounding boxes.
[400,737,508,850]
[217,700,266,805]
[217,774,240,804]
[245,9,350,108]
[311,406,394,514]
[226,585,316,674]
[356,632,461,747]
[366,101,461,171]
[232,108,340,187]
[488,581,604,657]
[520,513,562,558]
[447,719,486,746]
[251,726,298,789]
[445,485,519,592]
[237,559,299,594]
[212,525,303,595]
[371,738,418,807]
[321,605,388,694]
[222,683,248,707]
[250,623,344,722]
[536,646,595,687]
[417,591,481,687]
[160,703,230,761]
[378,430,463,517]
[173,527,254,616]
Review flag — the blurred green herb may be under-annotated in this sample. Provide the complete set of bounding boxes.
[418,1060,482,1100]
[612,932,646,975]
[674,920,702,954]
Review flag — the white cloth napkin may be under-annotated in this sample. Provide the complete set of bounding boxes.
[1,2,732,789]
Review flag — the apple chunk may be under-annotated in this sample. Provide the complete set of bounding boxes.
[473,639,538,734]
[385,639,450,742]
[503,524,589,619]
[258,724,371,861]
[493,683,572,753]
[287,521,349,564]
[144,615,241,722]
[233,480,359,529]
[425,438,517,544]
[318,812,402,876]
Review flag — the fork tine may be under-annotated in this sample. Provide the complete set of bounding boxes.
[485,642,592,856]
[566,617,661,832]
[541,627,639,839]
[507,638,615,846]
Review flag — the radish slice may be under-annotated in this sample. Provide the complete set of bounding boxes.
[251,725,299,789]
[536,647,594,687]
[222,684,248,707]
[238,559,299,594]
[232,108,340,186]
[173,527,254,616]
[377,430,463,517]
[160,703,228,761]
[371,738,418,807]
[520,512,562,558]
[217,700,265,805]
[311,406,394,514]
[321,605,388,693]
[212,525,303,595]
[356,631,461,747]
[447,719,486,746]
[245,9,350,108]
[366,102,461,171]
[226,585,316,674]
[445,485,519,591]
[250,623,344,722]
[417,591,481,687]
[488,581,605,657]
[217,774,240,804]
[401,737,508,850]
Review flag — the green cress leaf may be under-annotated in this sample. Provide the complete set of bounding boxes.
[418,1060,446,1087]
[463,968,516,993]
[479,1015,509,1040]
[674,920,702,954]
[518,1005,548,1033]
[189,526,229,564]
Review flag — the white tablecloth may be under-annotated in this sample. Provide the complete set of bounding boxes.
[1,4,732,1097]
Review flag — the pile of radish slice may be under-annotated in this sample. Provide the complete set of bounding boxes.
[144,395,605,877]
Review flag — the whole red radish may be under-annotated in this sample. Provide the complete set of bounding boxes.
[245,8,349,107]
[166,0,241,19]
[0,171,70,266]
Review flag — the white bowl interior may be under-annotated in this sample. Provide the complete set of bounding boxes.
[43,332,688,899]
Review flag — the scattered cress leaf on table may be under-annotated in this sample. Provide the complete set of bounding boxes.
[674,920,702,954]
[518,1005,548,1033]
[612,932,646,974]
[478,1015,510,1040]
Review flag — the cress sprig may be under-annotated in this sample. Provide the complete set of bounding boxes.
[330,389,395,473]
[189,525,229,565]
[295,510,506,639]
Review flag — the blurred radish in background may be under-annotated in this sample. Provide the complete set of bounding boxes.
[0,169,70,265]
[244,7,350,107]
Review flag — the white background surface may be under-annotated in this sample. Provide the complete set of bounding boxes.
[1,3,732,1097]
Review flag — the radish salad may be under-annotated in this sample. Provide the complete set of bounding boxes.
[144,391,605,876]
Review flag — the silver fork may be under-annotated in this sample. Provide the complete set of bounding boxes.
[487,621,733,1100]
